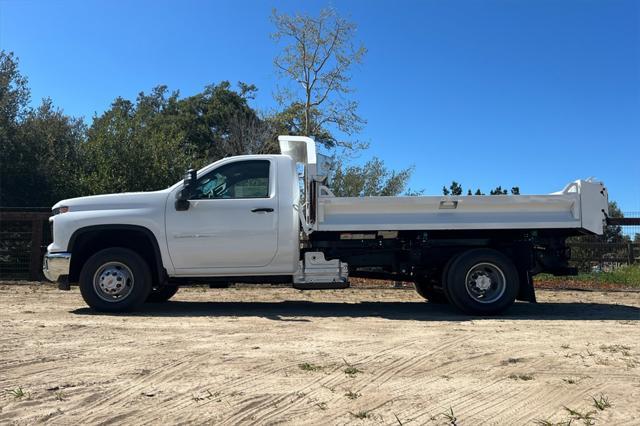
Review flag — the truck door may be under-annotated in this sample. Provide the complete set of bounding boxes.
[165,159,279,271]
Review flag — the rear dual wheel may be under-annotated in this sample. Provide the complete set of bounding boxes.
[444,249,519,315]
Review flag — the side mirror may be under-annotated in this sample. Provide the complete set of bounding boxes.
[175,169,197,211]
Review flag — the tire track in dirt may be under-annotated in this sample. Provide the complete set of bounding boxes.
[352,335,467,395]
[402,351,582,422]
[150,332,412,423]
[145,359,292,424]
[237,345,414,424]
[218,363,345,425]
[406,376,513,424]
[135,342,311,423]
[507,385,599,424]
[73,352,215,423]
[210,340,420,424]
[465,382,567,422]
[382,350,495,397]
[250,337,466,425]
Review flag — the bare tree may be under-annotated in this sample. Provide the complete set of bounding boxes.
[271,8,366,148]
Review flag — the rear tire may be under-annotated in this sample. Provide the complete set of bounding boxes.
[146,285,179,303]
[444,249,518,315]
[79,247,152,312]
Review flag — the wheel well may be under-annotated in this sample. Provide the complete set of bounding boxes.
[68,226,164,284]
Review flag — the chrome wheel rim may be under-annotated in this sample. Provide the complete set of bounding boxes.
[93,261,134,302]
[464,262,506,304]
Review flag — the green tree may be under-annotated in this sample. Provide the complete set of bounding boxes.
[599,201,626,244]
[82,82,272,196]
[490,186,508,195]
[271,8,366,148]
[0,52,85,206]
[0,51,29,132]
[12,99,85,205]
[177,81,274,160]
[82,87,194,194]
[330,158,415,197]
[441,181,463,195]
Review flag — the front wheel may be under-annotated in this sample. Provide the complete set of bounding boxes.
[79,247,152,312]
[444,249,519,315]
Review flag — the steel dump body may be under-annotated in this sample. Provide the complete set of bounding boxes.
[317,194,582,231]
[316,187,607,234]
[278,136,608,236]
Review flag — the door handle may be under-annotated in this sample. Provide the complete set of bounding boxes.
[251,208,274,213]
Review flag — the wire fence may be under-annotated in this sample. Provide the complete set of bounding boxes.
[0,208,638,280]
[0,208,50,280]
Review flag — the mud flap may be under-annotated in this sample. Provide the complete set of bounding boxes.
[517,270,536,303]
[57,275,71,291]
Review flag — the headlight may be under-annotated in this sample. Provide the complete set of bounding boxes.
[52,206,70,215]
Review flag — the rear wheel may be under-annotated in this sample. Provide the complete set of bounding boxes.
[146,285,179,303]
[79,247,152,312]
[444,249,518,315]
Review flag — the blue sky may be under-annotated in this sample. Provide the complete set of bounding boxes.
[1,0,638,211]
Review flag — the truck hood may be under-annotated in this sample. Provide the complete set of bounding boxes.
[52,190,171,212]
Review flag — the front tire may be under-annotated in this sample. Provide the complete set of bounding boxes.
[444,249,519,315]
[79,247,152,312]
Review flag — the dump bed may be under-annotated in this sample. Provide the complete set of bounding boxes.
[278,136,609,236]
[316,179,608,234]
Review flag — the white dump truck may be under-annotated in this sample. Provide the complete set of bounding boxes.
[43,135,609,314]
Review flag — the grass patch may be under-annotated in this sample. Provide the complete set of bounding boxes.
[342,358,363,376]
[344,366,362,376]
[509,373,534,381]
[349,410,370,419]
[298,362,323,372]
[592,394,612,411]
[6,387,28,399]
[501,357,522,365]
[563,406,596,425]
[441,407,457,425]
[533,420,573,426]
[536,264,640,288]
[599,344,631,354]
[345,390,361,400]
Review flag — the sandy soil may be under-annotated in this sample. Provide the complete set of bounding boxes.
[0,284,639,425]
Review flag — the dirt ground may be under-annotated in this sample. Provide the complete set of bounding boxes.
[0,284,639,425]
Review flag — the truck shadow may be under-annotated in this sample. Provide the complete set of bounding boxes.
[71,300,640,321]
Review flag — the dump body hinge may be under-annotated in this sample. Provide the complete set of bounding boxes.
[294,204,313,235]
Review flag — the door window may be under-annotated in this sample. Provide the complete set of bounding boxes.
[191,160,270,199]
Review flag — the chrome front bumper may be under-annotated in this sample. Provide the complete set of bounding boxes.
[43,252,71,282]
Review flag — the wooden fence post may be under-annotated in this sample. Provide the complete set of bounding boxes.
[29,218,44,281]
